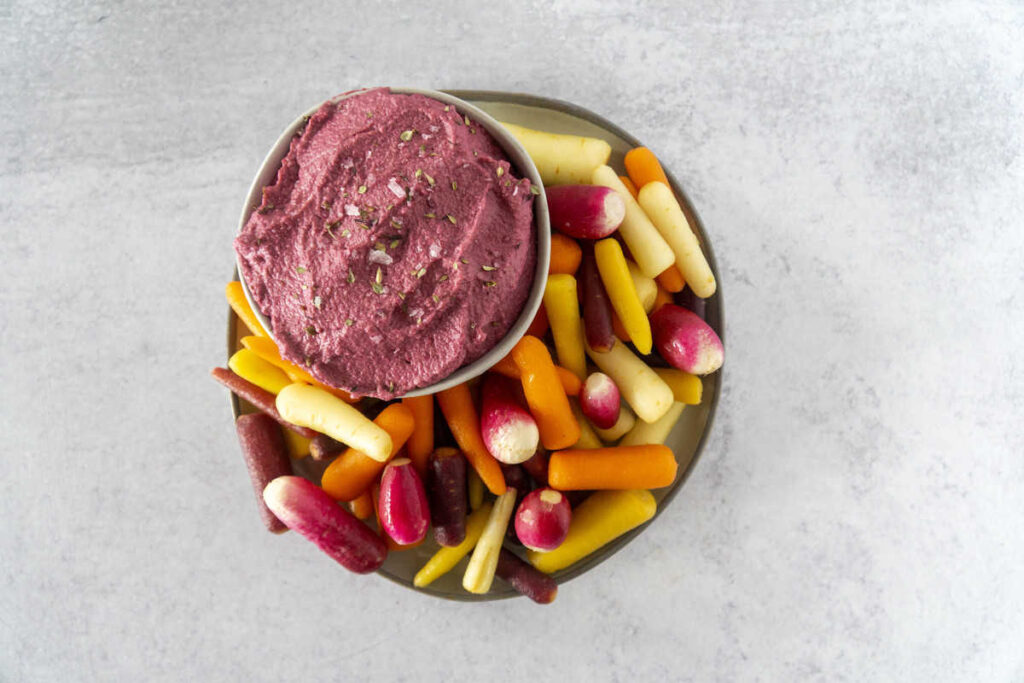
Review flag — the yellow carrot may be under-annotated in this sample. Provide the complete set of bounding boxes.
[594,239,652,354]
[402,395,434,475]
[652,368,703,405]
[241,335,357,403]
[637,181,716,298]
[527,489,657,573]
[228,348,291,395]
[620,402,685,446]
[413,503,493,587]
[543,274,587,380]
[570,399,604,449]
[591,165,674,278]
[226,281,269,337]
[499,122,611,185]
[626,260,658,313]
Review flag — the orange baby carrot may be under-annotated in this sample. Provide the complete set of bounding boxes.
[624,147,670,189]
[526,305,550,338]
[226,281,269,337]
[619,175,639,200]
[349,489,374,520]
[549,233,583,275]
[436,383,507,496]
[511,335,580,450]
[652,284,674,313]
[402,395,434,475]
[548,445,678,490]
[241,335,358,403]
[655,264,686,293]
[490,356,582,397]
[320,403,415,501]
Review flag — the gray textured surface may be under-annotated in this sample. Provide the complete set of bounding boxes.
[2,1,1023,681]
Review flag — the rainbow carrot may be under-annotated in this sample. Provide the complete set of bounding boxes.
[548,445,677,490]
[526,305,550,338]
[210,367,317,439]
[226,281,268,337]
[511,336,580,450]
[549,233,583,275]
[489,356,582,397]
[543,274,587,380]
[527,490,656,573]
[228,348,291,395]
[240,335,357,403]
[402,395,434,475]
[624,147,670,189]
[655,265,686,293]
[349,490,374,520]
[319,403,415,501]
[652,284,674,313]
[594,238,652,354]
[619,175,639,200]
[437,383,507,496]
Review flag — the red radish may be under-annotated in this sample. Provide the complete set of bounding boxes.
[378,458,431,545]
[515,488,572,552]
[579,243,615,352]
[426,448,468,547]
[262,476,387,573]
[580,372,621,429]
[480,374,540,464]
[546,185,626,239]
[650,304,724,375]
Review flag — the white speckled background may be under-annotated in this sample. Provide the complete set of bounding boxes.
[2,1,1023,680]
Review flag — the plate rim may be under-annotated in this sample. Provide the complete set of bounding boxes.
[226,88,724,601]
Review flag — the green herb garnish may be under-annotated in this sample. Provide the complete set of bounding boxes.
[400,129,415,142]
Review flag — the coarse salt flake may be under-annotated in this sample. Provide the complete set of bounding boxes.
[387,178,406,198]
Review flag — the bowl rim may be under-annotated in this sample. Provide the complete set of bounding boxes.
[227,89,724,601]
[234,87,551,399]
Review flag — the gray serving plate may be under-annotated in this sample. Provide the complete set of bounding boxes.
[227,89,723,601]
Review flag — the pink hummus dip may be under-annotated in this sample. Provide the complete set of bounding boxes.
[236,89,536,399]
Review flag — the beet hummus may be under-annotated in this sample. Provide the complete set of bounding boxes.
[236,89,536,399]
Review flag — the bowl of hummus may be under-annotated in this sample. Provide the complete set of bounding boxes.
[235,88,550,400]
